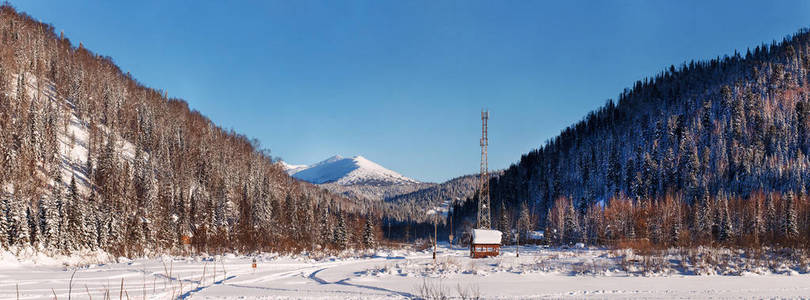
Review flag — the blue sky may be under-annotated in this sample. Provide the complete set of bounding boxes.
[11,1,810,182]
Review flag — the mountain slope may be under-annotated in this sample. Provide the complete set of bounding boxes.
[452,28,810,247]
[383,172,502,221]
[0,5,368,256]
[281,155,429,201]
[286,155,419,185]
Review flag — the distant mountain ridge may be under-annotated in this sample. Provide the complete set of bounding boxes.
[282,155,419,185]
[280,155,429,201]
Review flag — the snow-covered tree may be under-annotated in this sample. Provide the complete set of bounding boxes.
[333,213,348,249]
[318,204,331,243]
[563,201,580,245]
[765,194,777,238]
[783,191,799,239]
[498,208,510,244]
[362,217,376,249]
[517,202,531,238]
[9,196,31,247]
[82,191,98,249]
[717,194,732,242]
[64,176,82,250]
[0,197,9,248]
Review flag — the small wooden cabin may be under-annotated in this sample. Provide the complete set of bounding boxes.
[470,229,502,258]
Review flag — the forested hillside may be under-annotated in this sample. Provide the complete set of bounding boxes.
[384,173,501,223]
[457,28,810,247]
[0,5,381,256]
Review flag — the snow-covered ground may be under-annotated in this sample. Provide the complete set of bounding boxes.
[283,155,419,185]
[3,244,810,299]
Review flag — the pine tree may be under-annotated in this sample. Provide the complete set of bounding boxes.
[95,195,110,249]
[544,209,559,245]
[749,197,764,243]
[333,213,348,250]
[64,176,82,250]
[642,152,657,199]
[41,174,63,249]
[671,206,682,244]
[607,145,622,196]
[731,96,746,141]
[9,197,31,247]
[284,194,297,236]
[83,191,98,249]
[498,208,510,244]
[697,188,713,241]
[718,194,732,242]
[685,145,702,201]
[518,202,531,240]
[362,217,376,249]
[702,100,713,144]
[0,197,9,249]
[27,205,38,247]
[783,191,799,239]
[563,201,580,245]
[318,205,331,243]
[765,194,777,239]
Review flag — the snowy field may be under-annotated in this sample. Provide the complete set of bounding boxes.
[3,244,810,299]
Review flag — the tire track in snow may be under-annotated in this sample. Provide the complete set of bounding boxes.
[308,267,416,298]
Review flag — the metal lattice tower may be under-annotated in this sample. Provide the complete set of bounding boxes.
[477,109,491,229]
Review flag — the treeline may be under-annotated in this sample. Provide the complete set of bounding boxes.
[455,28,810,248]
[0,4,383,256]
[383,174,479,223]
[546,191,808,248]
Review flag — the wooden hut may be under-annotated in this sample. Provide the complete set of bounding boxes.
[470,229,502,258]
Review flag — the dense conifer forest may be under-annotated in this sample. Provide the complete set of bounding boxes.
[453,28,810,248]
[0,5,388,256]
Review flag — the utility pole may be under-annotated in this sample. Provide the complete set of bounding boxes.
[477,109,491,229]
[433,217,438,260]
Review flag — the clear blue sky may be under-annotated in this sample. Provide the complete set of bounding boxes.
[11,1,810,182]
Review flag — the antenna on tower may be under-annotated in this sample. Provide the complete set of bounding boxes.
[477,109,491,229]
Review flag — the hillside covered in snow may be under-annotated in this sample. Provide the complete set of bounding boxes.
[0,5,378,257]
[285,155,419,185]
[452,28,810,249]
[281,155,433,202]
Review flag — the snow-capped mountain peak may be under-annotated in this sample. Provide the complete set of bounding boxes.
[279,155,418,185]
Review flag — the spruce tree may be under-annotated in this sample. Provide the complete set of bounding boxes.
[697,189,713,240]
[362,217,376,249]
[718,194,732,242]
[27,206,38,247]
[518,202,531,240]
[284,194,297,235]
[783,191,799,239]
[0,197,9,248]
[333,213,348,250]
[563,201,580,245]
[702,100,713,143]
[544,210,558,244]
[765,194,777,239]
[83,191,98,249]
[9,197,31,247]
[95,196,110,250]
[749,198,764,243]
[64,176,82,250]
[498,209,510,244]
[318,205,331,243]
